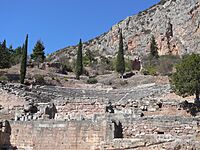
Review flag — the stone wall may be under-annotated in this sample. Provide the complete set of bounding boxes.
[101,115,200,150]
[0,120,16,149]
[2,115,200,150]
[0,81,174,121]
[56,101,105,120]
[0,122,10,146]
[122,116,200,138]
[1,81,200,149]
[9,120,107,150]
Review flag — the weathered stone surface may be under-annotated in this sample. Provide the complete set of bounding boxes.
[9,120,107,150]
[1,116,200,150]
[0,77,199,149]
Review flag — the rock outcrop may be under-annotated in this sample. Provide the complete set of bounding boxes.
[49,0,200,61]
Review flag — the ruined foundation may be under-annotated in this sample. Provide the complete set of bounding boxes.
[0,81,200,149]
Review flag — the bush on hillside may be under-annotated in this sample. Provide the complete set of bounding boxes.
[87,77,98,84]
[142,55,181,76]
[158,55,181,75]
[0,75,8,81]
[34,74,45,85]
[83,49,97,67]
[142,65,157,76]
[125,58,133,72]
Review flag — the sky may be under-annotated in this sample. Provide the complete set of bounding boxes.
[0,0,160,54]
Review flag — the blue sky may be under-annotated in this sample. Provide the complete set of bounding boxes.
[0,0,160,54]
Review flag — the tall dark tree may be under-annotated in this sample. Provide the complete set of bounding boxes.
[116,29,125,77]
[0,39,11,69]
[31,40,45,67]
[150,35,159,59]
[2,39,6,50]
[75,39,83,80]
[171,53,200,102]
[20,34,28,84]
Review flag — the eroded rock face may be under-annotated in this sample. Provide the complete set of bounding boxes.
[50,0,200,61]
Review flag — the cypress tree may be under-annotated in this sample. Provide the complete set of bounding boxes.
[2,40,6,50]
[75,39,83,80]
[150,35,159,59]
[116,29,125,77]
[20,34,28,84]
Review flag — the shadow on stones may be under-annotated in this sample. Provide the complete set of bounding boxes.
[179,100,200,116]
[5,74,20,82]
[0,120,18,150]
[123,72,135,79]
[113,121,123,138]
[45,103,57,119]
[106,102,114,113]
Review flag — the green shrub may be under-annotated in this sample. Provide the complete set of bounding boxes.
[95,56,115,75]
[61,64,73,73]
[58,56,73,72]
[34,75,45,85]
[125,58,132,72]
[87,78,98,84]
[158,55,181,75]
[83,49,97,67]
[83,57,90,66]
[100,56,115,71]
[142,55,181,76]
[142,65,157,76]
[0,75,8,81]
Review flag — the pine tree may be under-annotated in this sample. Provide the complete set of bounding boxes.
[31,40,45,66]
[171,53,200,102]
[10,46,22,65]
[2,40,6,50]
[0,39,11,69]
[15,46,22,56]
[150,35,159,59]
[20,34,28,84]
[116,29,125,77]
[75,39,83,80]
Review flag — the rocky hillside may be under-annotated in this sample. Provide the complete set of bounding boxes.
[49,0,200,61]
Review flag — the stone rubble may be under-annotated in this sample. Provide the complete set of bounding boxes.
[0,79,200,149]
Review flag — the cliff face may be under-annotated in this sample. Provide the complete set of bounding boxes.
[50,0,200,60]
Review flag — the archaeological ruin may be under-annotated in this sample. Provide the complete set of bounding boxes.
[2,0,200,149]
[0,78,200,150]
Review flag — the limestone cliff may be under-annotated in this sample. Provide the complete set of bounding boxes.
[50,0,200,61]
